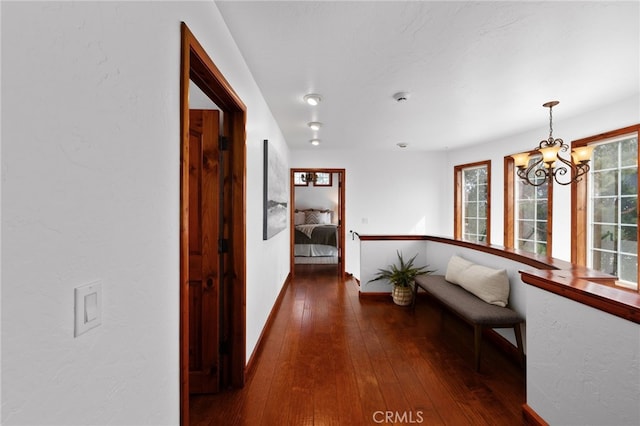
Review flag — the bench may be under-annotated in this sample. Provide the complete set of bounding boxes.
[413,274,525,372]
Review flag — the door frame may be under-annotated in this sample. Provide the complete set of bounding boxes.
[180,23,247,425]
[290,168,346,278]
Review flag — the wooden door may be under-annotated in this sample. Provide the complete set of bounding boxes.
[188,109,220,394]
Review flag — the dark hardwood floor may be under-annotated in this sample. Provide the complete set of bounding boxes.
[191,264,525,425]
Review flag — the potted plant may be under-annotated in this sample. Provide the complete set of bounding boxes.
[368,250,435,306]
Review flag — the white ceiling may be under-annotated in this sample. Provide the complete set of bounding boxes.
[216,1,639,152]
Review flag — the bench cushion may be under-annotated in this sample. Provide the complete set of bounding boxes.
[414,274,523,326]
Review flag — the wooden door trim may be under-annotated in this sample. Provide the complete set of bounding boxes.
[180,23,247,425]
[290,168,346,279]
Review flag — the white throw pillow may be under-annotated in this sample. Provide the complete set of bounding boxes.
[445,255,510,307]
[294,212,306,225]
[317,211,331,224]
[445,255,475,285]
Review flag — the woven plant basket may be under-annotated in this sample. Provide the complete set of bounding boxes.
[392,285,413,306]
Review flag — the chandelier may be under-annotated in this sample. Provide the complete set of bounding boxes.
[512,101,594,186]
[301,172,317,183]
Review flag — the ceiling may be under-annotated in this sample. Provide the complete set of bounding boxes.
[216,1,639,152]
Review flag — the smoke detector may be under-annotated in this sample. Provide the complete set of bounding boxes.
[393,92,410,102]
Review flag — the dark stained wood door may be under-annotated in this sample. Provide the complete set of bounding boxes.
[188,109,220,394]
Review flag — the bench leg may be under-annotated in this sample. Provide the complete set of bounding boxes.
[514,323,525,367]
[474,324,482,372]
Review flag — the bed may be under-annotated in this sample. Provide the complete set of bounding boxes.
[294,209,339,264]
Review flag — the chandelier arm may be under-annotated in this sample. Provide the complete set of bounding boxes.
[552,168,574,185]
[552,149,591,185]
[517,157,549,187]
[539,138,552,149]
[557,138,568,151]
[556,150,573,168]
[573,162,591,182]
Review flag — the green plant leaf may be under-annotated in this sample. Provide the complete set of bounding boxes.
[367,250,436,287]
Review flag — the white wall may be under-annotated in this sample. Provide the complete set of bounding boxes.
[527,285,639,426]
[443,95,640,261]
[291,149,449,278]
[1,2,289,425]
[360,240,429,293]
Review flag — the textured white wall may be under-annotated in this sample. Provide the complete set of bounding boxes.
[360,240,429,293]
[1,1,289,425]
[527,285,640,425]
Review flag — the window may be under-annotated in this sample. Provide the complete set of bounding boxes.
[293,171,332,186]
[572,124,639,291]
[313,172,332,186]
[455,161,491,243]
[293,171,309,186]
[589,137,637,284]
[504,153,553,255]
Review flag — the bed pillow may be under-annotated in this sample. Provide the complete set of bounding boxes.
[317,211,331,224]
[294,212,306,225]
[305,210,323,224]
[445,255,510,307]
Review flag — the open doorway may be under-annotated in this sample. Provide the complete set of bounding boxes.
[290,169,346,278]
[180,23,247,425]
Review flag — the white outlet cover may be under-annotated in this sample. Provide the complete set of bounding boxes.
[74,281,102,337]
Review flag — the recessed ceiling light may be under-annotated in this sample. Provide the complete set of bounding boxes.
[304,94,322,106]
[397,143,409,148]
[307,121,323,131]
[310,139,321,146]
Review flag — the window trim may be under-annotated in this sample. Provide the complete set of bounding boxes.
[571,124,640,291]
[454,160,491,244]
[504,151,554,256]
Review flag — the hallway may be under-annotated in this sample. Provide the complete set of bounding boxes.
[191,265,525,425]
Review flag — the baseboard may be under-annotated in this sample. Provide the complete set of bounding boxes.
[245,272,292,377]
[522,404,548,426]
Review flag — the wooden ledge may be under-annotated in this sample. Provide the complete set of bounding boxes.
[521,269,640,324]
[357,234,640,324]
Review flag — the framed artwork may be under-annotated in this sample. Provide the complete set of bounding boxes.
[263,139,288,239]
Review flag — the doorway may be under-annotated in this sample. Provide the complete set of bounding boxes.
[180,23,247,425]
[290,168,346,279]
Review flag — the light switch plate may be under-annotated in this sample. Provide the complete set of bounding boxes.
[74,281,102,337]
